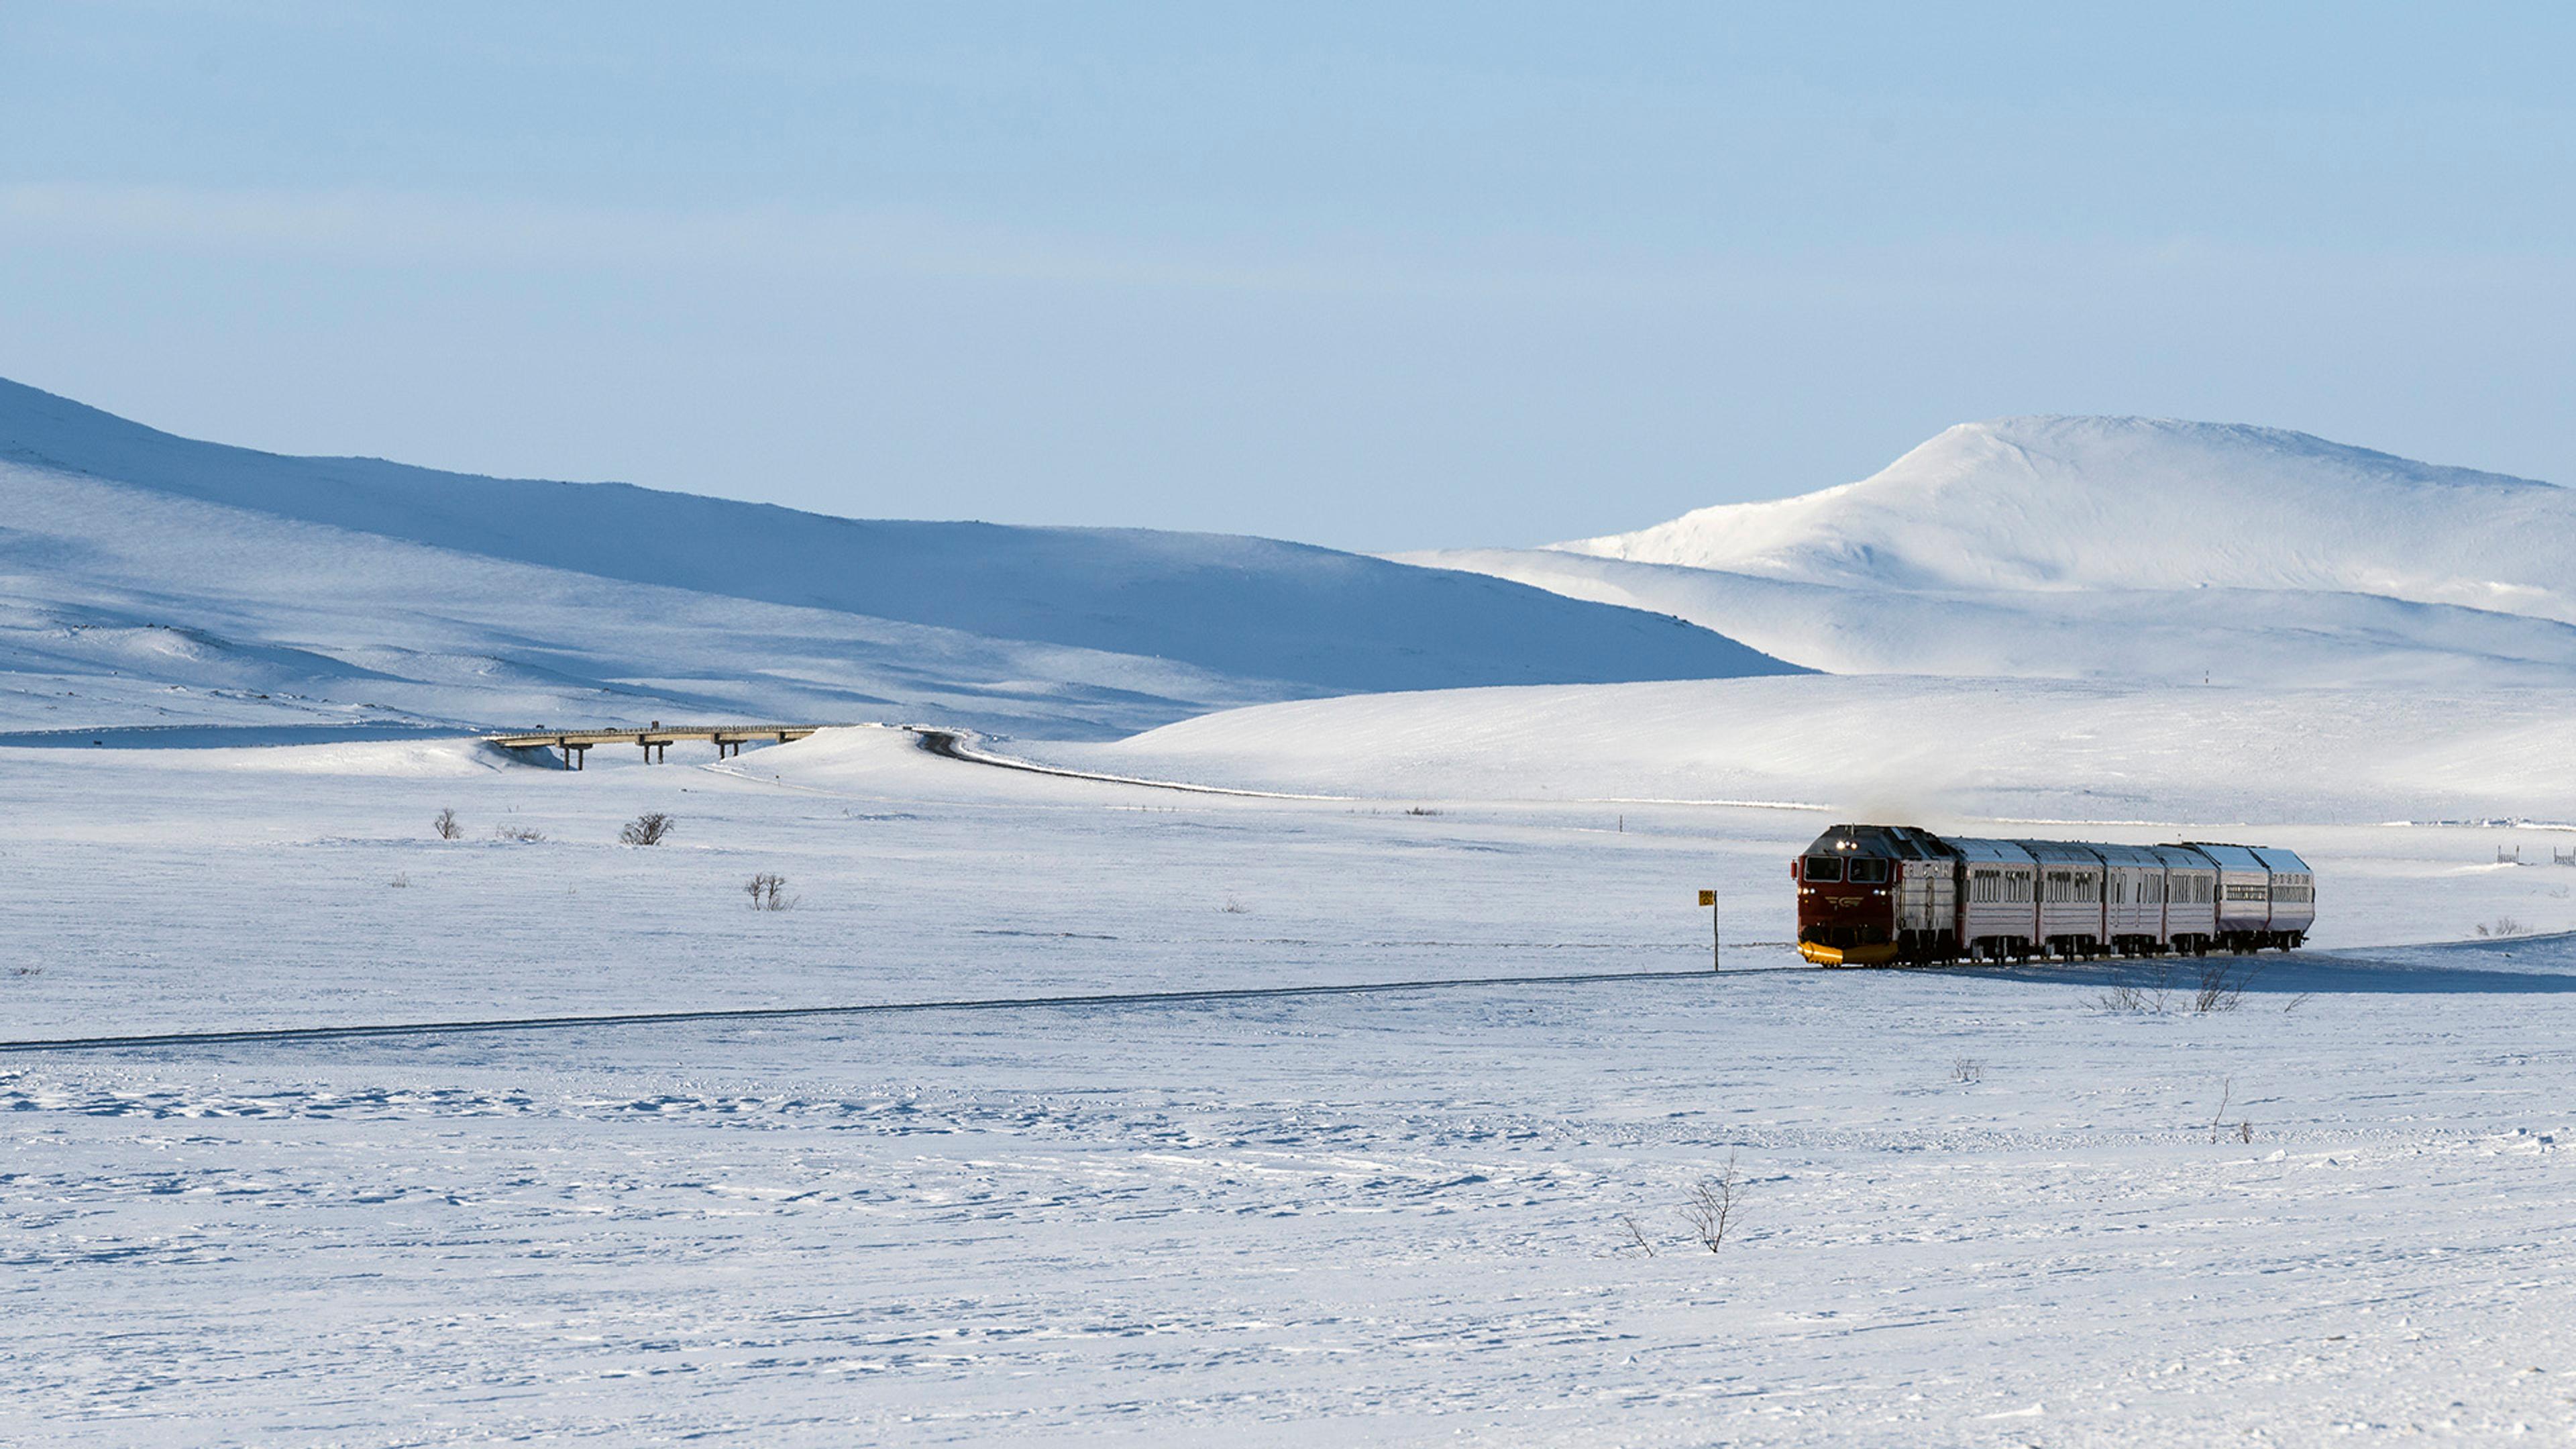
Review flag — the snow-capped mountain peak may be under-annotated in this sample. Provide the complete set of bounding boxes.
[1555,415,2575,619]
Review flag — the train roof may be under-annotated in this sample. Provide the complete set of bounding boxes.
[2014,839,2106,867]
[2148,845,2217,871]
[1788,828,2309,876]
[2250,845,2313,875]
[1801,824,1956,861]
[2180,842,2267,872]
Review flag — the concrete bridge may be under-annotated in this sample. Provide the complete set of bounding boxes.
[488,723,826,769]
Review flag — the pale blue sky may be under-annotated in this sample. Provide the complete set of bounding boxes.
[5,2,2572,549]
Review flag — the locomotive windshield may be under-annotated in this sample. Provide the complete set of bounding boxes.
[1846,859,1888,883]
[1804,856,1843,882]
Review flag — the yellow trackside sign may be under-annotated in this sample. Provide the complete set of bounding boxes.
[1698,890,1716,906]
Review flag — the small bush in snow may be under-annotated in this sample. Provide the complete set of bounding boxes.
[2206,1077,2255,1145]
[746,872,792,910]
[2193,959,2257,1013]
[2475,917,2532,938]
[433,808,462,841]
[1613,1213,1658,1258]
[620,812,676,846]
[388,872,411,889]
[1681,1154,1745,1252]
[1952,1057,1985,1084]
[492,822,546,843]
[2096,982,2168,1015]
[1220,898,1250,914]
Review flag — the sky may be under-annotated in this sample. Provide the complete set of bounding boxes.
[4,2,2575,551]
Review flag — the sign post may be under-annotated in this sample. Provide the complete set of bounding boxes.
[1698,890,1719,971]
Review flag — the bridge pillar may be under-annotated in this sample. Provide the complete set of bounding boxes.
[561,743,588,771]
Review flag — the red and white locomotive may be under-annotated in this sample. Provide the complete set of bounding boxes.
[1793,824,2314,966]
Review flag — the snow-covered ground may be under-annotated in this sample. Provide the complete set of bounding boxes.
[10,388,2576,1442]
[7,727,2576,1444]
[1017,675,2576,826]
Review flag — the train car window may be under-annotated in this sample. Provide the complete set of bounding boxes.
[1847,859,1888,883]
[1805,856,1843,882]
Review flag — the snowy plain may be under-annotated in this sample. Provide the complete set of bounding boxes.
[6,724,2576,1446]
[9,388,2576,1444]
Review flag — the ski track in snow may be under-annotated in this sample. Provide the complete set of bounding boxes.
[4,728,2576,1443]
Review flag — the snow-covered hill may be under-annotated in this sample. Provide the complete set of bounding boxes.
[1565,416,2576,612]
[0,378,1793,737]
[1406,416,2576,687]
[1016,674,2576,824]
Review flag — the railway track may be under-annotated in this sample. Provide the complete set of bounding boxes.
[0,966,1790,1055]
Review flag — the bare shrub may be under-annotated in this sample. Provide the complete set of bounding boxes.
[746,872,792,910]
[1681,1154,1746,1252]
[2476,917,2532,939]
[2098,960,2180,1015]
[2096,982,2168,1015]
[1220,898,1250,914]
[1614,1213,1658,1258]
[1403,806,1443,817]
[388,872,411,889]
[2194,959,2258,1013]
[1952,1057,1986,1084]
[433,808,462,841]
[620,812,676,847]
[492,822,546,843]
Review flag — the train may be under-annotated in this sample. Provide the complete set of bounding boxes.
[1793,824,2314,967]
